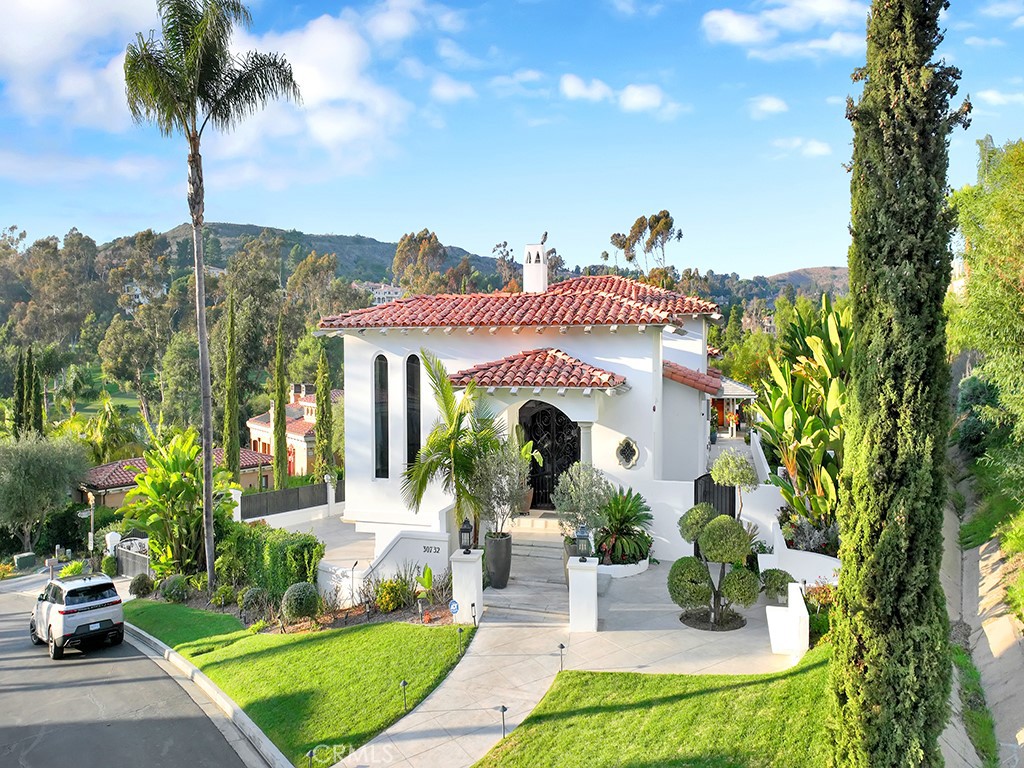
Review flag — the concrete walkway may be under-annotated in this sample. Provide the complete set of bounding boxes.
[337,562,795,768]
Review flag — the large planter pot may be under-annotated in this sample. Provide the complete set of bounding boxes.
[486,533,512,590]
[520,487,534,514]
[597,559,650,579]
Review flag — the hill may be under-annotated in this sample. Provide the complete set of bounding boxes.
[768,266,849,296]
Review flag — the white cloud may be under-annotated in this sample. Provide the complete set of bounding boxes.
[981,1,1024,17]
[436,38,482,68]
[619,83,665,112]
[965,36,1005,47]
[748,94,789,119]
[772,137,832,157]
[490,69,547,97]
[0,149,164,184]
[825,95,845,105]
[703,0,868,60]
[976,89,1024,105]
[365,0,424,44]
[609,0,665,16]
[1016,16,1024,26]
[430,73,476,102]
[560,74,614,102]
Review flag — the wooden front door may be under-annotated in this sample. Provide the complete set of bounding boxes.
[519,401,580,509]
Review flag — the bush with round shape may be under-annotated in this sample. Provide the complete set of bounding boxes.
[678,502,718,543]
[375,578,411,613]
[101,555,117,578]
[721,567,759,608]
[129,573,154,598]
[241,586,269,619]
[210,583,236,608]
[698,515,750,564]
[668,557,713,609]
[761,568,795,602]
[160,574,189,603]
[281,581,320,624]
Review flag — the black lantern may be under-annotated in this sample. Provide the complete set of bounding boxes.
[575,525,591,562]
[459,518,473,554]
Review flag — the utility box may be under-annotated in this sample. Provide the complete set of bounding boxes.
[13,552,35,570]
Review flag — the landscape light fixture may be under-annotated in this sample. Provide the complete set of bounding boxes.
[459,518,473,554]
[558,643,565,671]
[400,680,408,712]
[471,602,477,627]
[500,705,508,738]
[458,626,464,655]
[306,749,314,768]
[575,526,591,562]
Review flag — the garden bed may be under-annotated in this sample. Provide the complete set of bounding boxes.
[597,558,649,579]
[124,600,474,767]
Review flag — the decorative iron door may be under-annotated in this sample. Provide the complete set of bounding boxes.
[519,401,580,509]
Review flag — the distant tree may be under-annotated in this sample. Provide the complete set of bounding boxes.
[829,0,970,762]
[724,305,744,349]
[644,210,683,269]
[160,330,201,427]
[53,364,99,418]
[12,349,24,439]
[393,230,447,295]
[223,296,240,482]
[331,394,345,468]
[99,314,157,425]
[313,347,333,480]
[272,313,288,489]
[492,241,517,287]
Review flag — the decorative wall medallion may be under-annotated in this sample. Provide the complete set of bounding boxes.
[616,437,638,469]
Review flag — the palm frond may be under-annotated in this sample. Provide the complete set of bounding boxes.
[125,33,190,135]
[203,51,301,134]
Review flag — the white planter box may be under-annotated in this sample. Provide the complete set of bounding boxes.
[597,558,650,579]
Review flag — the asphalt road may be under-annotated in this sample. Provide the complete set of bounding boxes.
[0,574,247,768]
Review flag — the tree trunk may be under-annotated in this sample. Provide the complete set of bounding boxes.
[711,562,726,624]
[188,140,216,592]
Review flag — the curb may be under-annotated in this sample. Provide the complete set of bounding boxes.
[125,622,293,768]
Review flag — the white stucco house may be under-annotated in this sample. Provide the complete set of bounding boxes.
[317,244,725,563]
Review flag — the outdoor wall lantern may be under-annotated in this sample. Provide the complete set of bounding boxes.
[459,518,473,554]
[576,526,592,562]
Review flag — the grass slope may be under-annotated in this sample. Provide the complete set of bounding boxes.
[125,600,472,766]
[960,458,1019,549]
[476,645,831,768]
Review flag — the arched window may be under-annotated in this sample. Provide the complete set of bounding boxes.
[374,355,389,478]
[406,355,421,465]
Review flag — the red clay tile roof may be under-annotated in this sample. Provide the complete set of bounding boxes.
[318,275,720,331]
[297,388,343,406]
[83,448,273,491]
[707,366,723,379]
[247,406,319,440]
[707,346,722,359]
[662,360,721,396]
[450,348,627,390]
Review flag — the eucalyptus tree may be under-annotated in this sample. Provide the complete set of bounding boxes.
[125,0,300,588]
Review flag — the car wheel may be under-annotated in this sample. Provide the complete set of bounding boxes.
[110,630,124,646]
[48,630,63,660]
[30,621,44,646]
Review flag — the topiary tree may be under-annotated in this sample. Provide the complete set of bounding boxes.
[710,448,759,517]
[671,506,759,626]
[552,461,613,540]
[281,581,319,624]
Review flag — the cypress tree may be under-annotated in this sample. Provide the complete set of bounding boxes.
[24,347,36,433]
[32,370,45,434]
[313,346,334,481]
[830,2,970,765]
[272,313,288,490]
[12,349,24,439]
[223,296,240,483]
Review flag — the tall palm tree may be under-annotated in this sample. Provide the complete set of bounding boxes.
[402,351,501,546]
[125,0,300,588]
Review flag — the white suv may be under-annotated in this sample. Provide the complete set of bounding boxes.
[30,574,125,659]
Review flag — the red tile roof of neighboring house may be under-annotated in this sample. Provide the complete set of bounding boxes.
[450,348,627,390]
[318,275,720,331]
[662,360,721,396]
[247,406,319,440]
[707,346,722,359]
[83,448,273,492]
[707,366,723,379]
[297,388,343,406]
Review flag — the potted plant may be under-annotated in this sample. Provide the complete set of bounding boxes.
[472,434,538,589]
[595,487,654,576]
[552,462,613,585]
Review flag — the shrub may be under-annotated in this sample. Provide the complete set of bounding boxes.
[805,582,835,613]
[218,521,325,604]
[0,562,14,580]
[667,557,713,609]
[956,413,989,458]
[160,574,189,603]
[210,583,236,608]
[187,572,208,593]
[678,502,718,543]
[809,612,831,646]
[552,462,613,537]
[281,581,320,623]
[241,586,270,620]
[101,555,117,578]
[761,569,796,602]
[698,515,750,565]
[59,560,85,578]
[129,573,154,597]
[375,578,412,613]
[249,619,269,634]
[596,487,654,565]
[721,567,759,607]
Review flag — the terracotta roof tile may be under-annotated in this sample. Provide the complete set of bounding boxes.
[662,360,721,396]
[247,406,320,440]
[451,348,626,389]
[319,275,720,331]
[297,388,343,406]
[84,448,273,491]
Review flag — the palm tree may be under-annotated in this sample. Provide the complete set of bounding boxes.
[125,0,300,588]
[402,351,501,546]
[54,364,100,417]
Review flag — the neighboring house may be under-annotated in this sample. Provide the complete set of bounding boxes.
[708,369,757,428]
[318,243,725,562]
[247,384,343,478]
[77,448,273,509]
[354,281,404,306]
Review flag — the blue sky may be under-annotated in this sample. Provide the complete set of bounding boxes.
[1,0,1022,278]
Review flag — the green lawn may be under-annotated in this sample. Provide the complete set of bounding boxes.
[960,459,1020,549]
[951,645,999,767]
[475,644,831,768]
[125,600,473,766]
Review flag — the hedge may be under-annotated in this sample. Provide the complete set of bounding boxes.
[225,522,325,603]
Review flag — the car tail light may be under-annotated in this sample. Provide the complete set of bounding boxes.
[58,597,122,616]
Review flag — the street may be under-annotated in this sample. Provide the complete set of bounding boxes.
[0,574,247,768]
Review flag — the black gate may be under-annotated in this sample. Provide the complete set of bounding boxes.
[694,473,736,518]
[519,401,580,509]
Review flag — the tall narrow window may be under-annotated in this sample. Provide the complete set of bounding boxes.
[374,355,389,478]
[406,355,421,465]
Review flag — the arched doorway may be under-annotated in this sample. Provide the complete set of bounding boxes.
[519,400,580,509]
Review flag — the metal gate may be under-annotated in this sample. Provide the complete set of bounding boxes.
[519,401,581,509]
[694,473,736,518]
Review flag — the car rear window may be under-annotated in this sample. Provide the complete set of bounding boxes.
[65,584,118,605]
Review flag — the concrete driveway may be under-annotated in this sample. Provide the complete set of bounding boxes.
[0,574,247,768]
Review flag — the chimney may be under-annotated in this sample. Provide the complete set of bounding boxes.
[302,383,316,399]
[291,383,301,404]
[523,243,548,294]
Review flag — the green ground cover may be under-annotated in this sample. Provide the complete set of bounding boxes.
[951,645,999,767]
[476,644,831,768]
[125,600,473,766]
[960,458,1019,549]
